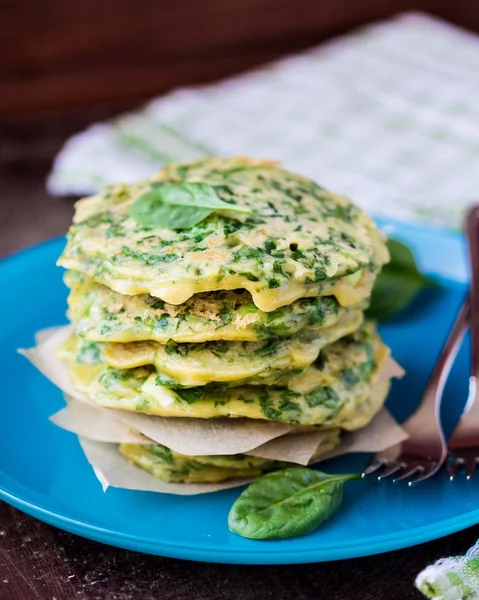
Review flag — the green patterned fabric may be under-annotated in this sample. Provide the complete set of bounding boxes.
[416,543,479,599]
[48,13,479,229]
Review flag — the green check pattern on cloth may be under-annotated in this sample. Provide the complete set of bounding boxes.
[47,12,479,597]
[48,12,479,230]
[416,542,479,599]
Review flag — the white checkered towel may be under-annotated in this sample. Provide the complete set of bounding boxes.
[48,12,479,230]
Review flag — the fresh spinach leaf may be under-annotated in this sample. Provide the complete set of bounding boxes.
[367,238,436,320]
[228,468,359,540]
[129,182,251,229]
[387,238,421,271]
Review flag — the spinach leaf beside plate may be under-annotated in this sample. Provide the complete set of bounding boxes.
[367,238,436,320]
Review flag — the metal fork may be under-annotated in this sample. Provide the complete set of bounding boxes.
[363,298,469,485]
[447,206,479,480]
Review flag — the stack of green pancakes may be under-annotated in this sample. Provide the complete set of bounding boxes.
[57,157,392,484]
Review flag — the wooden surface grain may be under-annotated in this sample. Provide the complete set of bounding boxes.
[2,0,479,116]
[2,108,479,600]
[2,497,479,600]
[0,0,417,115]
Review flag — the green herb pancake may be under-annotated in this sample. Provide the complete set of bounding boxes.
[103,311,363,387]
[58,157,389,311]
[65,270,366,343]
[119,444,281,483]
[119,430,341,483]
[60,324,392,429]
[59,309,362,387]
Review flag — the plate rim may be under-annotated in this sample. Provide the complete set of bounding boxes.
[1,481,479,564]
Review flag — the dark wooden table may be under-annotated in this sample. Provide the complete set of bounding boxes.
[1,112,479,600]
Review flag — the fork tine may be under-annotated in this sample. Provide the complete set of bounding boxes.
[446,457,463,480]
[377,462,402,480]
[408,464,438,485]
[466,456,477,479]
[362,460,386,477]
[394,464,423,482]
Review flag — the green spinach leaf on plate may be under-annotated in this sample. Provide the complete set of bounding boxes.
[228,468,359,540]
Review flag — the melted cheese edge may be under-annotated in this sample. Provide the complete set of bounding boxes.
[65,270,365,343]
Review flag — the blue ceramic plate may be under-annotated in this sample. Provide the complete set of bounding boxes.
[0,218,476,565]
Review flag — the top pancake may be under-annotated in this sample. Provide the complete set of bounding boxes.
[58,157,389,311]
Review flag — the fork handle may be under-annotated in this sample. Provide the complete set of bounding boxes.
[404,298,469,440]
[446,208,479,444]
[467,206,479,385]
